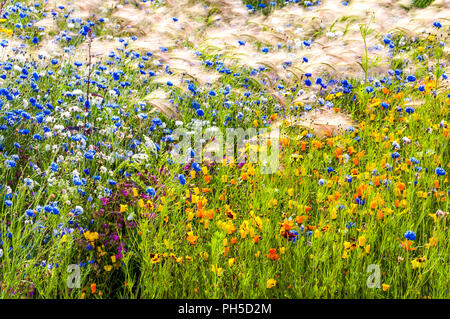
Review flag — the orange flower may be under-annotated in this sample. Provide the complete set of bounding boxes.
[394,92,404,100]
[187,232,199,245]
[356,187,363,197]
[281,219,295,231]
[90,283,97,294]
[280,137,290,147]
[267,248,280,261]
[372,176,380,187]
[301,142,307,151]
[401,240,416,251]
[295,215,307,224]
[347,146,355,155]
[312,140,323,149]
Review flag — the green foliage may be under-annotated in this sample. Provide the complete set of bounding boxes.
[412,0,434,8]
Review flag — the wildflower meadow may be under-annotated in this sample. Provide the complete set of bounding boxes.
[0,0,448,300]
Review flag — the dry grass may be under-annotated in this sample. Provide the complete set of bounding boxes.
[29,0,448,133]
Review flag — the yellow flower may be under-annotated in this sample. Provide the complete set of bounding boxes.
[358,236,366,247]
[412,257,427,269]
[426,237,437,248]
[150,253,161,264]
[331,208,337,220]
[344,241,351,250]
[83,231,99,242]
[266,279,277,289]
[228,258,235,267]
[382,284,390,291]
[0,28,12,36]
[104,265,112,272]
[120,204,127,213]
[211,265,223,276]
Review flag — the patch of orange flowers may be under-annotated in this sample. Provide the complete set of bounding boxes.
[267,248,280,261]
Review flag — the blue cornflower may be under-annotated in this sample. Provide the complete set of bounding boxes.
[391,152,400,159]
[146,187,156,197]
[405,107,415,114]
[435,167,446,176]
[50,162,58,172]
[26,209,35,218]
[406,75,416,82]
[83,150,95,160]
[433,21,442,28]
[404,230,416,241]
